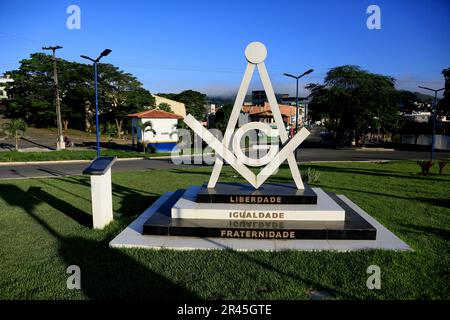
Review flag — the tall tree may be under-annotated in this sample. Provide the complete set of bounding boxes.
[307,65,400,147]
[211,103,232,132]
[98,64,155,138]
[5,53,56,126]
[168,90,207,120]
[438,67,450,116]
[5,53,154,136]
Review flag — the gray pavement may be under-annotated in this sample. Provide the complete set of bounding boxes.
[0,148,449,180]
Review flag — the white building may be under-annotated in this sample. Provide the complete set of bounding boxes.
[128,109,182,152]
[403,111,431,123]
[0,75,14,100]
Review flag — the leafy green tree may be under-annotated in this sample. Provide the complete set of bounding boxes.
[307,65,400,147]
[5,53,94,129]
[156,93,177,100]
[5,53,154,136]
[58,60,94,131]
[211,103,232,132]
[396,90,418,113]
[97,64,155,138]
[103,122,117,148]
[2,118,27,150]
[5,53,56,126]
[167,90,207,120]
[156,102,173,113]
[438,67,450,116]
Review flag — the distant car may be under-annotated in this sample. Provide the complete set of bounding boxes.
[320,131,336,147]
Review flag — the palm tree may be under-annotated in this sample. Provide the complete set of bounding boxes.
[136,120,155,153]
[169,123,178,139]
[2,119,27,151]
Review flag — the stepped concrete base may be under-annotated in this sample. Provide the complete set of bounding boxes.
[109,192,411,251]
[172,186,345,221]
[196,182,318,204]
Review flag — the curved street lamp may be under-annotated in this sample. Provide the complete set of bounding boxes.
[283,69,314,134]
[80,49,112,158]
[418,85,444,161]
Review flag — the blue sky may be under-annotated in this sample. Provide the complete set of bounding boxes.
[0,0,449,97]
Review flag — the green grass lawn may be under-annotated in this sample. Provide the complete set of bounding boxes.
[0,161,449,299]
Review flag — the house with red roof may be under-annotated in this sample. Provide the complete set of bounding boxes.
[127,109,183,152]
[242,102,297,126]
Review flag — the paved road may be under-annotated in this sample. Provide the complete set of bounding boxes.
[0,148,449,180]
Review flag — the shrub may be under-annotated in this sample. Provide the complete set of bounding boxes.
[301,168,320,184]
[438,160,448,175]
[417,160,433,175]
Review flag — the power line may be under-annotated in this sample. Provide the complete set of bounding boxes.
[106,61,445,83]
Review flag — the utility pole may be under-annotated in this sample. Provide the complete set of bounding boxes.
[418,86,444,161]
[43,45,65,150]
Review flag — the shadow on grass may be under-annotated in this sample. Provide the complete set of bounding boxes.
[396,223,450,241]
[0,181,372,299]
[230,250,358,299]
[314,184,450,210]
[38,178,91,202]
[111,182,161,218]
[47,176,162,218]
[28,186,92,228]
[0,184,199,299]
[169,168,213,176]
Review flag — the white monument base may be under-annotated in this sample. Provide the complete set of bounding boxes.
[90,168,113,229]
[109,192,411,251]
[171,186,345,221]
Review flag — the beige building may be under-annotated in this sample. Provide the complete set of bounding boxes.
[152,94,186,118]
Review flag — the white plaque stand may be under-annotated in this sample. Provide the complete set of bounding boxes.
[90,168,113,229]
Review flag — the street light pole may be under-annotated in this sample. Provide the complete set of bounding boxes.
[94,61,99,158]
[418,86,444,161]
[81,49,112,158]
[42,45,64,150]
[296,77,299,134]
[284,69,314,134]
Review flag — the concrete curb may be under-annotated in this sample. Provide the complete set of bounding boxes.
[0,154,209,166]
[0,159,92,166]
